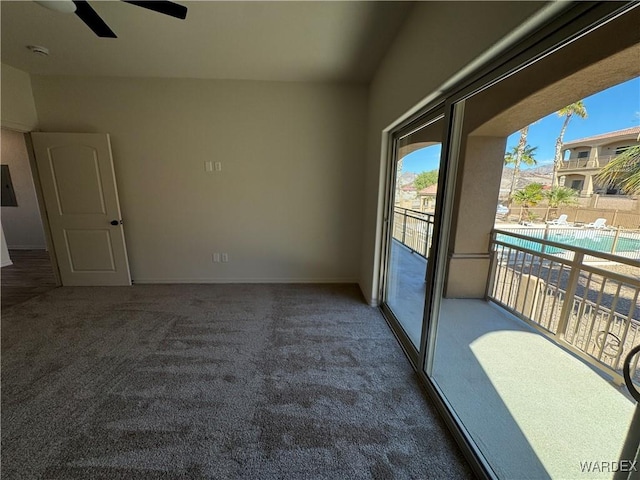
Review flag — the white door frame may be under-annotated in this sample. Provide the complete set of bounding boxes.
[0,125,62,286]
[25,133,63,285]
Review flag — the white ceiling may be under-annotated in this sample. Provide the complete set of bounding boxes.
[1,0,413,82]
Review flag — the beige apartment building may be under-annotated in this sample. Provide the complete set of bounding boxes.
[558,125,640,196]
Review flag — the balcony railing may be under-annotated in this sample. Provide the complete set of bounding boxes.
[558,155,616,170]
[488,229,640,386]
[498,226,640,260]
[596,155,616,167]
[559,158,592,170]
[392,207,435,259]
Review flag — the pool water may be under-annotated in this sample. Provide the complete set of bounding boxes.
[497,230,640,256]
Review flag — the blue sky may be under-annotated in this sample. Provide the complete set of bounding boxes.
[401,76,640,173]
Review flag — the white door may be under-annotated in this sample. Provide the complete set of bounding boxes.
[31,133,131,286]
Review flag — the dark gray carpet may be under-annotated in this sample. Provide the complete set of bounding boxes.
[1,283,472,479]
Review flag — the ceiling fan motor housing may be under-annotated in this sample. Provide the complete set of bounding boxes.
[34,1,77,14]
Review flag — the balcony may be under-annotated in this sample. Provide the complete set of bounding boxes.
[389,213,639,478]
[559,155,616,170]
[489,229,639,385]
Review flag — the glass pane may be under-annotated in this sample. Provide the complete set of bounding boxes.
[384,117,443,349]
[428,53,639,478]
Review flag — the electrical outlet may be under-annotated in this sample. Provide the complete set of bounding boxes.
[205,161,213,173]
[221,253,229,263]
[212,253,220,263]
[214,162,222,171]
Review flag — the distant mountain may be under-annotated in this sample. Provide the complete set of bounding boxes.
[499,165,553,200]
[523,164,554,176]
[398,171,417,186]
[399,165,553,199]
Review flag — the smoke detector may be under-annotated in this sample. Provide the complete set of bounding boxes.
[27,45,50,56]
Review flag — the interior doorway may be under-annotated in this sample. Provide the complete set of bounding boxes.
[1,128,58,309]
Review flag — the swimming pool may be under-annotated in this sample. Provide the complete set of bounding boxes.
[496,228,640,257]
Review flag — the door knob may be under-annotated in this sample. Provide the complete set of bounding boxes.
[110,220,122,226]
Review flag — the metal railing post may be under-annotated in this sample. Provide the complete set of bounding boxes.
[423,215,431,257]
[401,209,407,244]
[611,227,622,255]
[541,223,549,255]
[556,251,584,340]
[485,231,498,300]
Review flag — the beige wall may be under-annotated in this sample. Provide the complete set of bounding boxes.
[599,140,639,158]
[567,148,591,160]
[446,136,507,297]
[1,128,46,249]
[360,1,546,304]
[590,195,639,212]
[1,64,38,131]
[31,76,367,283]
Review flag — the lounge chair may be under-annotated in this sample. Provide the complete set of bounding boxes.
[547,214,569,226]
[585,218,608,229]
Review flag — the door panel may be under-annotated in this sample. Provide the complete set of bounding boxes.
[49,145,107,214]
[65,229,116,271]
[31,133,131,286]
[382,115,444,354]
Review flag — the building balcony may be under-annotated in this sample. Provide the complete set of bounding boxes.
[559,155,616,171]
[388,222,639,478]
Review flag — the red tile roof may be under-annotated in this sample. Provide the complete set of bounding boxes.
[564,126,640,147]
[418,185,437,195]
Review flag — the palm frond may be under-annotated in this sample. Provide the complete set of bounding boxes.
[595,145,640,195]
[557,101,588,119]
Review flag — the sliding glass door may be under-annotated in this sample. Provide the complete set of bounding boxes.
[382,114,443,354]
[428,69,640,480]
[378,3,640,479]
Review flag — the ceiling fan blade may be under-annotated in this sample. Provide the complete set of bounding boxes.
[122,1,187,20]
[73,0,117,38]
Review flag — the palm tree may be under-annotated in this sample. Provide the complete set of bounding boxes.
[395,154,409,205]
[513,183,544,221]
[544,186,578,208]
[595,143,640,195]
[504,127,537,208]
[553,101,588,186]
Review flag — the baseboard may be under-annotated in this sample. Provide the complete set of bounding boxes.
[132,277,359,285]
[1,260,13,267]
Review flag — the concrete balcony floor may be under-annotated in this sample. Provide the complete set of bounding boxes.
[385,241,637,479]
